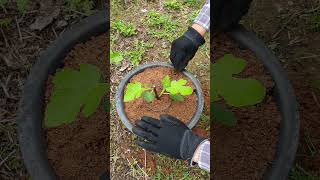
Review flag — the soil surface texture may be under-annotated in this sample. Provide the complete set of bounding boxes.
[124,67,197,125]
[44,34,108,179]
[211,34,280,180]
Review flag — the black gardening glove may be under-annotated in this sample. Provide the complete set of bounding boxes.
[170,27,205,72]
[132,115,205,160]
[213,0,253,31]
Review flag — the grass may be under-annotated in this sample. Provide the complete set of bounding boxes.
[112,20,137,37]
[164,0,182,10]
[0,17,13,29]
[65,0,95,15]
[310,12,320,31]
[289,164,320,180]
[145,10,180,41]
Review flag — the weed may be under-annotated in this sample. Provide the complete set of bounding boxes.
[311,12,320,31]
[0,17,12,28]
[112,20,137,37]
[126,49,145,65]
[124,40,153,65]
[110,50,124,65]
[164,0,182,10]
[66,0,94,15]
[289,164,319,180]
[187,10,200,23]
[183,0,200,6]
[16,0,29,13]
[0,0,7,8]
[145,10,179,41]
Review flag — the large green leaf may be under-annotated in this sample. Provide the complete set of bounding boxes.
[124,82,147,102]
[45,64,108,128]
[211,54,266,107]
[166,79,193,96]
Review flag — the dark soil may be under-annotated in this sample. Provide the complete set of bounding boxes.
[44,33,109,179]
[211,34,280,180]
[124,67,197,124]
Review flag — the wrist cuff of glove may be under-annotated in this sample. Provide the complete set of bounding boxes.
[180,130,206,160]
[184,27,205,47]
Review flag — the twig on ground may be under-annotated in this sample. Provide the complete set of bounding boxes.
[299,54,320,60]
[311,91,320,109]
[0,28,9,47]
[0,81,11,99]
[22,29,43,40]
[0,150,16,167]
[15,16,23,42]
[52,26,58,38]
[144,149,147,180]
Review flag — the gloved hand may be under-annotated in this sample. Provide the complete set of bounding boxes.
[170,27,205,72]
[132,115,205,160]
[213,0,252,31]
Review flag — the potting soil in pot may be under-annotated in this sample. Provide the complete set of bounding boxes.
[211,35,280,179]
[124,67,197,124]
[44,34,108,179]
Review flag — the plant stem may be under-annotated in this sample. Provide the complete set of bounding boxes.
[153,86,160,100]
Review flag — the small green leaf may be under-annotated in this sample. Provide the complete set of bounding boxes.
[212,103,237,126]
[143,91,156,102]
[110,50,124,65]
[162,75,171,89]
[170,94,184,101]
[124,82,146,102]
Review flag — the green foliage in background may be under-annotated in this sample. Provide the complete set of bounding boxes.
[16,0,29,13]
[112,20,137,37]
[0,0,7,8]
[110,50,124,65]
[145,10,179,41]
[66,0,94,15]
[45,64,108,128]
[0,17,12,28]
[211,54,266,126]
[164,0,182,10]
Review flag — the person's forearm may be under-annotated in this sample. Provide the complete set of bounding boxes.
[191,140,210,171]
[193,0,210,33]
[191,24,207,37]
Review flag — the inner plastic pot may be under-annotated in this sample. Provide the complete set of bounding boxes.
[116,62,204,132]
[16,10,108,180]
[228,25,299,180]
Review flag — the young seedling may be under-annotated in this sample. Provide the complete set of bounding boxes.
[124,75,193,103]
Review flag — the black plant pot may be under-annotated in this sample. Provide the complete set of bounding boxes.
[115,62,205,132]
[228,25,299,180]
[17,10,109,180]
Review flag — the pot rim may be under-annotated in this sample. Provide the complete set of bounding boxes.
[115,62,205,132]
[228,25,300,180]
